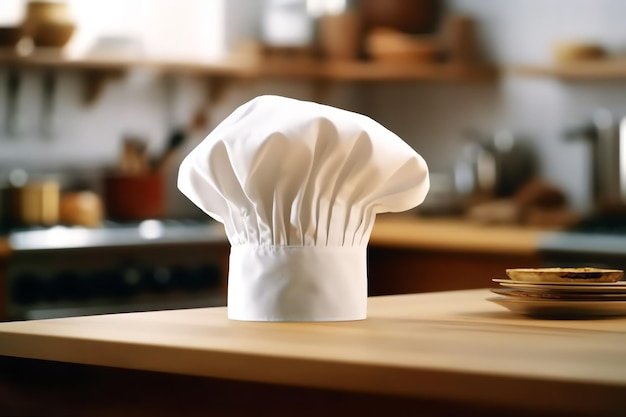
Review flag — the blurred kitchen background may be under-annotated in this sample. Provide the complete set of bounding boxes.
[2,0,626,320]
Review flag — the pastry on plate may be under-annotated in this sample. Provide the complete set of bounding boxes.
[505,267,623,283]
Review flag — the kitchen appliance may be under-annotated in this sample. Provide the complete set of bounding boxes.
[3,219,228,320]
[567,108,626,215]
[454,129,536,201]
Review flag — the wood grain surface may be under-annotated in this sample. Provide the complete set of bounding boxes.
[370,215,541,255]
[1,289,625,415]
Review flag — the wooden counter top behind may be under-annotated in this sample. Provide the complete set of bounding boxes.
[370,215,542,256]
[367,216,544,294]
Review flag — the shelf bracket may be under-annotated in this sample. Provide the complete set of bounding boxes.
[81,69,125,105]
[205,75,234,108]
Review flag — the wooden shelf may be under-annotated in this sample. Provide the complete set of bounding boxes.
[0,50,497,83]
[508,59,626,80]
[255,59,497,82]
[0,50,249,76]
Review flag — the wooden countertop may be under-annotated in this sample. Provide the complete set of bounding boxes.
[370,215,542,255]
[0,289,625,415]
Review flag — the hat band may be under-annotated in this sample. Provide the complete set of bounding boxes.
[227,244,368,321]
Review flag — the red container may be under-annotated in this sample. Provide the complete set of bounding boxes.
[103,174,165,221]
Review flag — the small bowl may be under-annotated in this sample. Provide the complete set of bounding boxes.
[0,26,25,48]
[552,41,606,63]
[25,1,73,25]
[365,28,440,63]
[30,22,75,48]
[506,267,624,283]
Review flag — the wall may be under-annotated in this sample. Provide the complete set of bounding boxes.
[370,0,626,213]
[1,0,626,217]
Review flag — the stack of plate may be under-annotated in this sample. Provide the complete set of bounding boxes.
[487,267,626,318]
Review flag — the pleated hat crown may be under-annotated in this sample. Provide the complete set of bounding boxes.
[178,95,429,321]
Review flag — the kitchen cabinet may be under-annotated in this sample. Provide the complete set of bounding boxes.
[368,247,542,294]
[367,216,543,295]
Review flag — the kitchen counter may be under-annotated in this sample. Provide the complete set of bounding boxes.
[0,215,558,258]
[0,211,623,261]
[368,216,545,294]
[1,289,625,416]
[0,215,540,256]
[370,215,541,255]
[5,220,228,252]
[0,217,551,315]
[371,214,626,260]
[1,216,624,316]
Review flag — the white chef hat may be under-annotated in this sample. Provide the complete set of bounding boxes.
[178,95,429,322]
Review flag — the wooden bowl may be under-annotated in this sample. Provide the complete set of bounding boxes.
[365,28,439,63]
[25,1,73,25]
[31,22,75,48]
[552,42,606,63]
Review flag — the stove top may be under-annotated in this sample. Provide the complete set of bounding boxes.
[569,214,626,235]
[8,219,227,252]
[539,214,626,262]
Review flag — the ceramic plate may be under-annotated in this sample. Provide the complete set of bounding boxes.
[494,282,626,293]
[487,296,626,318]
[489,287,626,301]
[492,279,626,293]
[493,278,626,286]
